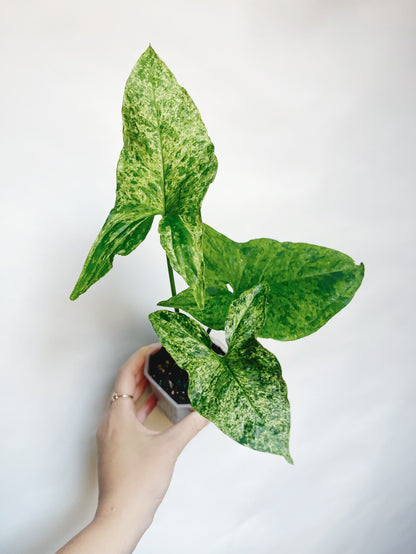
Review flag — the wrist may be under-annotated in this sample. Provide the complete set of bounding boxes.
[94,501,154,544]
[56,508,151,554]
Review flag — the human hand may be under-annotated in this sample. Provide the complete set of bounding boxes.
[58,344,209,553]
[94,344,209,548]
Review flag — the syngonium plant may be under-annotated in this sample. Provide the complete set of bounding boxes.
[70,46,364,464]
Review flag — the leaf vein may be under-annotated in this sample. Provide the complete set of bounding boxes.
[150,77,166,216]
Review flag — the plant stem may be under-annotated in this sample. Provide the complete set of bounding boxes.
[166,254,179,313]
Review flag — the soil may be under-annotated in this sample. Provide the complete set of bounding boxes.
[148,342,225,405]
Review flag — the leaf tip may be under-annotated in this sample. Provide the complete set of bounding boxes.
[144,43,158,59]
[69,285,80,301]
[285,452,294,465]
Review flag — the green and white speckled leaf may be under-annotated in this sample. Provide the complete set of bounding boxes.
[149,285,292,461]
[69,209,154,300]
[159,224,365,340]
[159,285,233,329]
[225,285,268,349]
[158,213,205,307]
[70,46,217,302]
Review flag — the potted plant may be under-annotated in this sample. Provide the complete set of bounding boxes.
[70,46,364,463]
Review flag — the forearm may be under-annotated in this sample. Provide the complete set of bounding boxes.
[56,509,152,554]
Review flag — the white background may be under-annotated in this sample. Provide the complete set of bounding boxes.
[1,1,415,552]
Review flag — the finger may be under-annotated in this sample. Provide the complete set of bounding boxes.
[133,375,150,403]
[164,411,210,454]
[114,343,160,398]
[136,393,158,423]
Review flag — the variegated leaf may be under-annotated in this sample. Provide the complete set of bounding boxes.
[70,46,217,302]
[149,285,292,462]
[159,224,364,340]
[158,213,205,307]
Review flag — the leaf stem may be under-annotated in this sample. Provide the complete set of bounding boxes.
[166,255,179,313]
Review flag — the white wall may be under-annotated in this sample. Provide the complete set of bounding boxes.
[1,1,415,552]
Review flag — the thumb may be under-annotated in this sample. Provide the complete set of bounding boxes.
[165,411,210,455]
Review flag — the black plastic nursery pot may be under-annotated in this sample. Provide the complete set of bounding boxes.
[144,341,225,423]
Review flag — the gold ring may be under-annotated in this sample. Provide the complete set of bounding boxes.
[111,393,134,402]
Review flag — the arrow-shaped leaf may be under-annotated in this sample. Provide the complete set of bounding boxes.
[71,46,217,302]
[149,285,292,462]
[159,225,364,340]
